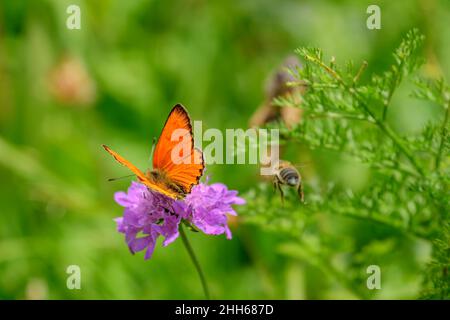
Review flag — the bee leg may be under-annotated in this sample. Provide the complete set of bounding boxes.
[298,183,304,203]
[277,182,285,205]
[273,178,284,205]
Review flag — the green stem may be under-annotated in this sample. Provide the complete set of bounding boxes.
[382,58,405,121]
[307,111,375,123]
[435,99,449,170]
[179,224,210,299]
[353,61,368,84]
[374,120,426,176]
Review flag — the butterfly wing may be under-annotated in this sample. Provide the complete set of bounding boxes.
[153,104,204,195]
[102,144,179,199]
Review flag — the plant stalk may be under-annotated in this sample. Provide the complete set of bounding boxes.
[179,224,210,299]
[435,99,449,170]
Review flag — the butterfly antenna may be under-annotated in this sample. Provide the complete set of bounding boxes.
[107,174,135,182]
[149,137,157,163]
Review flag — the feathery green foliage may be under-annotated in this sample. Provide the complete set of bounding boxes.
[242,30,449,299]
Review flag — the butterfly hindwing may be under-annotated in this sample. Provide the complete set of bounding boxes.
[163,147,204,194]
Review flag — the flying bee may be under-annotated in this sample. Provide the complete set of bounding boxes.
[272,160,304,204]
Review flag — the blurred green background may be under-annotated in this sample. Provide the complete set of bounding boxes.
[0,0,449,299]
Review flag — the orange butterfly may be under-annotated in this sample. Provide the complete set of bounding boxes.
[103,104,204,199]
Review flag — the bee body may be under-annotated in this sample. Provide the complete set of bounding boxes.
[273,160,304,203]
[277,166,300,187]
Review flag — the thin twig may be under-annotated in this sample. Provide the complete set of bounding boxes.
[179,224,211,299]
[306,111,375,123]
[435,98,449,170]
[353,61,368,84]
[382,59,405,121]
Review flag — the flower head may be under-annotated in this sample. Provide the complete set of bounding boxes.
[185,183,245,239]
[114,180,245,259]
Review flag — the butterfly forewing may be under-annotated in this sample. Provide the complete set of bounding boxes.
[102,144,179,198]
[103,104,204,199]
[152,104,204,194]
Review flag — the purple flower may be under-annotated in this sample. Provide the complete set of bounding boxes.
[114,180,245,260]
[185,183,245,239]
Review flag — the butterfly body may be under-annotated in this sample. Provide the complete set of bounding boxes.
[146,169,187,198]
[103,104,204,199]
